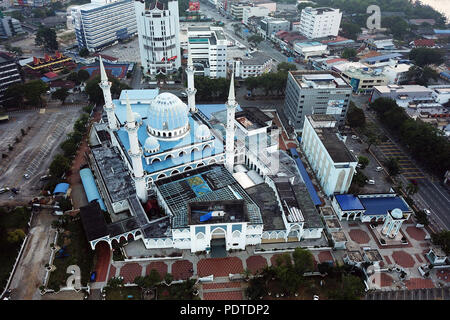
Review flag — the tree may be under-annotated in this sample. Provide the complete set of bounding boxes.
[78,69,90,83]
[406,65,439,85]
[358,156,369,169]
[3,83,25,109]
[52,88,69,104]
[60,138,78,157]
[382,16,409,39]
[277,62,297,73]
[7,229,26,243]
[341,23,361,41]
[406,181,418,196]
[384,157,400,176]
[409,48,444,67]
[79,47,90,58]
[23,80,48,106]
[346,101,365,128]
[35,26,58,51]
[431,231,450,255]
[415,210,429,226]
[292,248,314,275]
[49,154,71,178]
[247,35,264,46]
[328,274,365,300]
[341,48,357,59]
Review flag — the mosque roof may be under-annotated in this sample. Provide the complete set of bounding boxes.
[147,92,189,132]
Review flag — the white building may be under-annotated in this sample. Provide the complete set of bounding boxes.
[430,85,450,105]
[135,0,181,76]
[71,0,137,52]
[233,51,273,79]
[242,5,270,25]
[188,26,227,78]
[293,41,328,59]
[298,7,342,39]
[301,115,357,197]
[383,63,411,85]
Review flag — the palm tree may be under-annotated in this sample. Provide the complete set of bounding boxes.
[406,181,419,196]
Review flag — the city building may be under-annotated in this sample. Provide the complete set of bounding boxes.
[364,38,396,51]
[0,15,24,39]
[331,193,412,222]
[283,70,352,131]
[232,0,275,21]
[293,40,328,59]
[0,52,22,106]
[370,85,434,106]
[298,7,342,39]
[188,26,227,78]
[242,5,270,25]
[233,51,273,79]
[382,63,411,84]
[430,85,450,105]
[81,57,326,253]
[135,0,181,76]
[71,0,137,53]
[341,67,388,95]
[258,16,290,39]
[301,115,357,197]
[13,0,49,6]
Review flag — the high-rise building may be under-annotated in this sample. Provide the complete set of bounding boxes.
[0,52,22,106]
[298,7,342,39]
[135,0,181,76]
[188,26,227,78]
[0,16,24,39]
[282,70,352,132]
[71,0,137,52]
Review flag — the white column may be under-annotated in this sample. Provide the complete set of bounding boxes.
[98,57,117,131]
[125,95,147,203]
[185,49,197,112]
[225,69,237,173]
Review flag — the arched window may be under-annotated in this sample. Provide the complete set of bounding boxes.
[171,170,180,176]
[197,162,204,167]
[157,173,166,179]
[178,151,185,157]
[165,154,172,160]
[184,166,193,172]
[151,158,160,164]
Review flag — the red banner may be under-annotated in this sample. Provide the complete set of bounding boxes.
[189,1,200,12]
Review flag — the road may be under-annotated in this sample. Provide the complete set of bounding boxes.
[354,96,450,231]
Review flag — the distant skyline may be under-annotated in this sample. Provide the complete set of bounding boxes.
[415,0,450,21]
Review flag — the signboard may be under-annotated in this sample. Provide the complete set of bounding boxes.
[326,100,345,115]
[189,1,200,11]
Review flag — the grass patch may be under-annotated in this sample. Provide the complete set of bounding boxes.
[47,217,94,291]
[0,207,31,290]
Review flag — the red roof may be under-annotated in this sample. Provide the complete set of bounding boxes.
[49,80,75,89]
[413,39,435,47]
[93,53,118,62]
[325,58,347,65]
[44,71,58,79]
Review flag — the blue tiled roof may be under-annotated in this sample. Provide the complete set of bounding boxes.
[53,183,70,194]
[196,104,242,119]
[289,148,322,206]
[359,196,410,216]
[335,194,364,211]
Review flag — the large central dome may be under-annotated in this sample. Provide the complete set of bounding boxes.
[147,92,190,140]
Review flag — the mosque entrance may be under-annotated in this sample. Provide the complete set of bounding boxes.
[210,228,226,258]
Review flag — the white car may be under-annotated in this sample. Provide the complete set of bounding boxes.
[23,173,30,179]
[313,295,319,300]
[351,135,358,139]
[424,209,431,216]
[375,167,383,172]
[366,179,375,185]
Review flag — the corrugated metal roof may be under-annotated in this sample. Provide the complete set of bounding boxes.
[79,168,106,211]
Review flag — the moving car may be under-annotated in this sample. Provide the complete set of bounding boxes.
[366,179,375,185]
[375,167,383,172]
[424,209,431,216]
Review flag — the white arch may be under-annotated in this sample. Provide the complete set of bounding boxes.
[196,232,205,240]
[165,154,173,161]
[178,151,185,157]
[171,169,180,176]
[262,232,270,239]
[196,162,205,167]
[232,230,241,238]
[208,159,216,164]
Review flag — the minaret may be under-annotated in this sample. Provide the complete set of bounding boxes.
[98,57,117,131]
[185,49,197,112]
[225,68,237,173]
[125,95,148,203]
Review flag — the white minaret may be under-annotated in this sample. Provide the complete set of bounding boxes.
[225,69,237,173]
[125,95,147,203]
[185,49,197,112]
[98,57,118,131]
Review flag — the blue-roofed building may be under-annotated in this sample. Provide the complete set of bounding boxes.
[53,183,70,196]
[331,193,412,222]
[79,168,107,211]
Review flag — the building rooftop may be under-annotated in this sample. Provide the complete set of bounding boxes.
[188,200,248,225]
[79,201,109,242]
[235,107,270,131]
[313,126,356,163]
[374,85,432,95]
[290,70,350,89]
[155,164,263,228]
[331,231,347,242]
[239,51,273,65]
[359,194,411,216]
[363,249,383,262]
[325,217,341,230]
[335,194,365,211]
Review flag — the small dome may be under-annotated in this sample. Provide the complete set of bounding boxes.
[391,208,403,219]
[134,112,142,126]
[195,124,211,141]
[144,136,160,153]
[147,92,188,133]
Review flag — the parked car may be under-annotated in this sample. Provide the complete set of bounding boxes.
[375,167,383,172]
[423,209,431,216]
[357,163,363,168]
[366,179,375,185]
[0,187,9,194]
[351,135,358,139]
[23,173,30,179]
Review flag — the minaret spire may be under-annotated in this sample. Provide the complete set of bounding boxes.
[225,66,237,173]
[98,56,117,131]
[126,93,135,127]
[185,48,197,113]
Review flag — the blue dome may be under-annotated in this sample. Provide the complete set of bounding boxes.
[195,124,211,141]
[391,208,403,219]
[147,92,188,132]
[144,135,160,153]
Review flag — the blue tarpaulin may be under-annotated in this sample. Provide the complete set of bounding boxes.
[53,183,70,195]
[200,211,212,222]
[289,148,322,206]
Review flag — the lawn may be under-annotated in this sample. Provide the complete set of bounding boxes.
[47,217,94,291]
[105,286,142,300]
[0,207,31,290]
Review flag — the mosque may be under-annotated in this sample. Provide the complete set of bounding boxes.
[81,53,325,255]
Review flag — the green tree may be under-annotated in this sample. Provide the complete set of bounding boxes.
[49,154,71,178]
[23,80,48,106]
[7,229,26,243]
[358,156,369,169]
[35,26,58,51]
[247,35,264,46]
[409,48,444,67]
[341,23,361,40]
[382,16,409,39]
[431,231,450,255]
[346,101,365,128]
[277,62,297,73]
[406,181,418,196]
[77,69,90,83]
[52,88,69,104]
[328,274,365,300]
[341,47,357,59]
[415,210,429,226]
[384,157,400,176]
[292,248,314,275]
[3,83,25,109]
[60,138,78,157]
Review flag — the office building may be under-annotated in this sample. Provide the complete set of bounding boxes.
[135,0,181,76]
[71,0,137,52]
[258,16,290,39]
[283,70,352,131]
[341,67,388,95]
[0,16,24,39]
[298,7,342,39]
[188,26,227,78]
[0,52,22,105]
